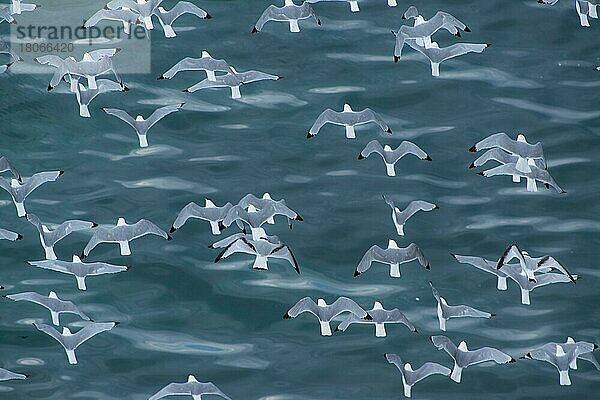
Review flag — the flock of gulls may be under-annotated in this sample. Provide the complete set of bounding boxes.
[0,0,598,399]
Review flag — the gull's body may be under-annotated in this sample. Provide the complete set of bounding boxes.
[252,0,320,33]
[451,253,510,290]
[355,240,429,278]
[429,281,493,331]
[470,133,546,183]
[479,162,565,193]
[75,79,127,118]
[496,245,576,284]
[0,156,20,181]
[359,140,431,176]
[500,263,577,305]
[284,297,370,336]
[84,8,142,34]
[213,234,300,273]
[385,353,450,397]
[159,51,231,81]
[0,6,15,23]
[223,203,301,240]
[524,341,596,385]
[308,104,392,139]
[5,291,90,326]
[184,67,280,98]
[106,0,163,29]
[0,367,26,381]
[0,227,22,241]
[305,0,361,13]
[0,171,63,217]
[8,0,37,14]
[171,199,233,234]
[82,217,170,257]
[393,10,470,61]
[336,301,417,337]
[431,335,515,382]
[26,213,96,260]
[403,39,489,77]
[28,255,128,290]
[153,1,210,37]
[237,193,302,226]
[149,375,231,400]
[102,104,183,147]
[33,321,117,364]
[382,196,437,236]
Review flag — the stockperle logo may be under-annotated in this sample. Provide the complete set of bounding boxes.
[9,0,151,74]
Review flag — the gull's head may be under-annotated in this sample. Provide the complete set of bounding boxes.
[317,298,327,307]
[343,103,352,112]
[383,145,392,152]
[135,115,144,122]
[566,337,575,344]
[458,341,468,351]
[388,239,399,249]
[187,375,199,383]
[430,42,440,49]
[49,291,58,299]
[527,158,535,166]
[117,217,127,226]
[205,198,216,207]
[10,178,20,188]
[262,192,272,200]
[135,0,144,4]
[72,255,82,263]
[248,204,258,213]
[62,327,72,336]
[82,52,93,62]
[42,225,51,233]
[556,345,566,357]
[373,301,383,310]
[254,227,267,239]
[403,5,419,20]
[284,0,294,5]
[517,134,527,143]
[157,6,166,12]
[403,363,414,372]
[201,51,210,58]
[522,251,529,257]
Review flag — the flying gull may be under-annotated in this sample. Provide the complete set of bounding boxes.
[153,1,211,37]
[429,281,493,331]
[5,291,91,326]
[523,341,597,385]
[149,375,232,400]
[183,66,280,98]
[158,51,231,81]
[0,156,21,181]
[336,301,417,337]
[477,162,565,193]
[252,0,320,33]
[171,199,233,235]
[284,296,371,336]
[223,203,301,240]
[0,227,22,241]
[402,39,489,77]
[355,240,429,278]
[305,0,361,13]
[75,79,127,118]
[308,104,392,139]
[0,170,63,217]
[382,195,437,236]
[358,140,431,176]
[84,8,142,34]
[451,253,509,290]
[384,353,450,398]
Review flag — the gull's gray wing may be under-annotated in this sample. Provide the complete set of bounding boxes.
[186,77,234,92]
[330,297,368,318]
[471,148,517,168]
[28,260,72,275]
[431,335,458,360]
[580,352,600,370]
[6,292,48,306]
[394,140,430,160]
[85,261,128,276]
[20,171,63,199]
[355,245,386,275]
[173,202,216,229]
[472,133,517,153]
[33,322,66,348]
[401,200,437,220]
[308,109,342,136]
[149,383,192,400]
[210,233,246,249]
[145,104,184,131]
[239,70,280,84]
[214,237,257,262]
[155,1,209,25]
[161,56,230,79]
[359,140,384,159]
[359,108,392,133]
[538,256,576,283]
[532,273,577,289]
[497,244,526,270]
[0,227,21,241]
[270,244,300,274]
[445,304,493,319]
[285,297,319,318]
[451,253,506,277]
[102,108,137,131]
[127,219,169,240]
[46,219,96,246]
[253,5,285,31]
[71,322,116,349]
[465,347,513,366]
[429,281,441,303]
[0,156,20,180]
[409,362,452,384]
[0,367,26,381]
[84,8,141,27]
[529,165,565,193]
[404,243,430,269]
[385,309,416,330]
[83,229,109,256]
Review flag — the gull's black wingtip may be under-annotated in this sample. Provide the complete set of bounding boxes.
[317,19,321,26]
[468,145,477,152]
[394,56,399,63]
[509,358,517,363]
[47,84,53,92]
[425,264,431,270]
[455,31,461,37]
[434,205,439,210]
[486,43,492,47]
[358,154,364,160]
[490,313,497,317]
[307,132,315,139]
[157,75,165,80]
[169,226,176,233]
[594,343,598,349]
[167,235,173,241]
[468,162,475,169]
[283,312,291,319]
[401,15,406,19]
[58,170,65,176]
[353,270,360,277]
[364,313,373,321]
[114,321,120,326]
[464,26,471,32]
[91,222,98,228]
[476,172,484,176]
[251,26,258,33]
[386,127,392,134]
[16,233,23,240]
[182,88,190,93]
[426,155,432,161]
[205,13,212,19]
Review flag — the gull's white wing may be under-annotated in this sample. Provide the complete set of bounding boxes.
[239,70,280,84]
[254,5,285,31]
[128,219,169,240]
[285,297,319,318]
[431,335,458,360]
[0,227,21,241]
[145,103,184,130]
[402,200,437,220]
[395,140,430,160]
[102,108,137,130]
[446,304,492,319]
[359,140,384,159]
[360,108,392,133]
[20,171,63,198]
[149,382,192,400]
[46,219,96,245]
[330,297,368,318]
[214,237,256,262]
[410,362,451,384]
[84,9,141,27]
[210,233,246,249]
[465,347,513,366]
[537,256,576,283]
[156,1,209,24]
[308,109,342,136]
[0,367,26,381]
[71,322,116,349]
[33,322,65,347]
[355,245,386,275]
